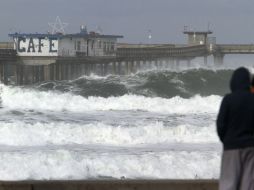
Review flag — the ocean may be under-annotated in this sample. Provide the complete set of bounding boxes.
[0,62,246,180]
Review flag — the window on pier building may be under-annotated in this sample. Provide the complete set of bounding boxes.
[91,40,95,49]
[103,42,106,52]
[107,42,110,52]
[98,40,102,49]
[77,41,81,51]
[111,42,115,51]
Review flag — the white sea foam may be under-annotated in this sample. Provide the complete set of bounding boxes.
[0,121,218,146]
[0,84,222,180]
[75,73,110,80]
[0,149,220,180]
[1,85,222,114]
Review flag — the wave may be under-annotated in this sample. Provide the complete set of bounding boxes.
[34,69,233,98]
[1,85,222,113]
[0,149,220,180]
[0,121,218,146]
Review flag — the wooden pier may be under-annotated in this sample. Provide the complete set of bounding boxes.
[2,29,254,85]
[116,44,209,61]
[0,42,254,85]
[213,44,254,64]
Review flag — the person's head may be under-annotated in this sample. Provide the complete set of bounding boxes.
[230,67,251,92]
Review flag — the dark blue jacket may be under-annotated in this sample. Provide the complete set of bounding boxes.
[217,67,254,150]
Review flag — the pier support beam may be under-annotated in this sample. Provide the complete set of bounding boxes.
[214,53,224,65]
[125,62,129,75]
[204,56,208,65]
[112,62,116,75]
[155,60,158,68]
[187,59,191,67]
[136,60,141,71]
[0,63,3,83]
[159,60,163,68]
[130,61,135,73]
[44,65,50,81]
[169,58,175,69]
[118,62,122,75]
[175,59,180,70]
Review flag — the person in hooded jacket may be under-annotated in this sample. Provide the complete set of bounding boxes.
[251,77,254,93]
[217,67,254,190]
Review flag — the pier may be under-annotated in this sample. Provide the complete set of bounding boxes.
[116,44,208,61]
[213,44,254,64]
[1,30,254,85]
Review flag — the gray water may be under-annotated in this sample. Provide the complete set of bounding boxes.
[0,65,239,180]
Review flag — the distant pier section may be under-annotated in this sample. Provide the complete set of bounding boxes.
[1,27,254,84]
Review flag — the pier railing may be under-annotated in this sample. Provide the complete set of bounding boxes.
[0,49,16,61]
[0,42,13,49]
[215,44,254,54]
[116,45,209,61]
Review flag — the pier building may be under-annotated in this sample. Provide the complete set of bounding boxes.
[183,29,213,45]
[9,27,123,58]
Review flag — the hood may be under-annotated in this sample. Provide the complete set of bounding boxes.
[230,67,250,92]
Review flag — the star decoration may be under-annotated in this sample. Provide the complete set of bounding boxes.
[48,16,68,35]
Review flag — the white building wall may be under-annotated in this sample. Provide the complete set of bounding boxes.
[58,37,88,57]
[59,37,117,57]
[58,38,75,56]
[14,37,58,56]
[87,38,117,57]
[13,35,119,57]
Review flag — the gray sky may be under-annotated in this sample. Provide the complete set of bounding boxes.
[1,0,254,44]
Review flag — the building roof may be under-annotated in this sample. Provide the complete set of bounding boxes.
[8,33,62,38]
[9,33,124,39]
[183,30,213,35]
[65,33,123,39]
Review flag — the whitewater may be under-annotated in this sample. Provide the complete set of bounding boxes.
[0,68,233,180]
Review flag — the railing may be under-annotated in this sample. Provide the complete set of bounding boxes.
[0,42,14,49]
[0,42,17,60]
[116,45,208,59]
[216,44,254,54]
[0,49,17,60]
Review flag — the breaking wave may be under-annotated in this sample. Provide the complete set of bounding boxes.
[34,69,233,98]
[1,84,221,114]
[0,121,218,146]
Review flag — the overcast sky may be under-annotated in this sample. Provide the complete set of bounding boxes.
[0,0,253,44]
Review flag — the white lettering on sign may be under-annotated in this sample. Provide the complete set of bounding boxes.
[15,37,58,56]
